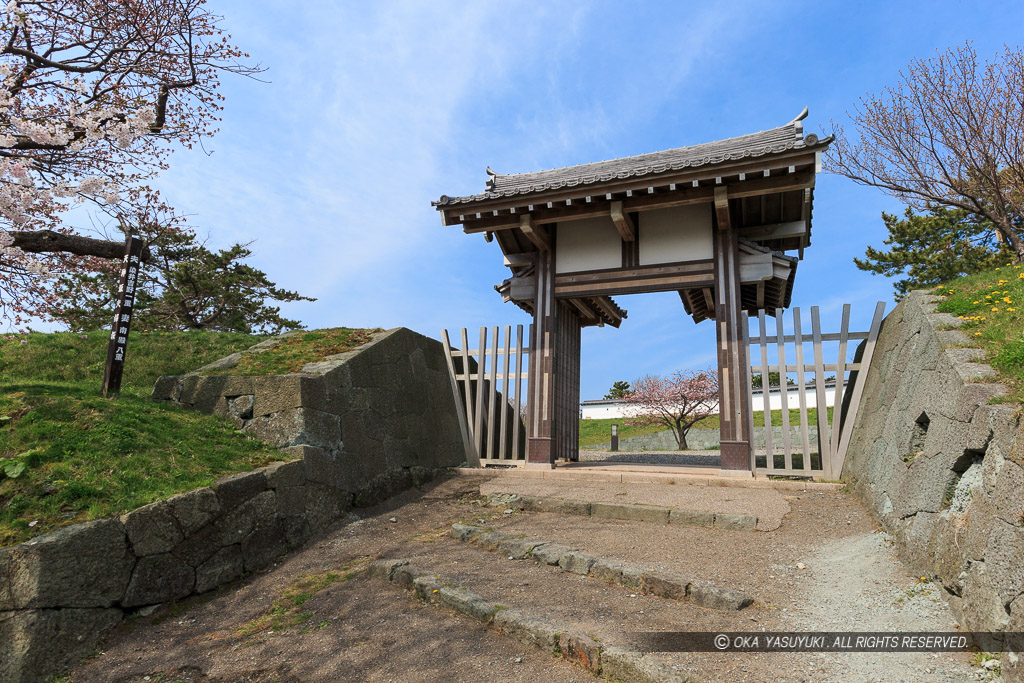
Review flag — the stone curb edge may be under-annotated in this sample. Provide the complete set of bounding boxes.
[487,492,759,532]
[368,558,693,683]
[451,467,845,491]
[450,523,754,612]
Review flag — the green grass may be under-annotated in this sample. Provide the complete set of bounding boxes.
[237,563,364,638]
[204,326,382,376]
[935,263,1024,404]
[0,329,288,547]
[579,407,833,447]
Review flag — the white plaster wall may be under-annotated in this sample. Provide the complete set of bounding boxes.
[638,203,713,265]
[555,216,622,273]
[580,386,840,419]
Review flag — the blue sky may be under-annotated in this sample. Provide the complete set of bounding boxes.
[110,1,1024,399]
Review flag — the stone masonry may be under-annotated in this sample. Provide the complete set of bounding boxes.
[1,326,464,682]
[153,326,465,506]
[842,291,1024,679]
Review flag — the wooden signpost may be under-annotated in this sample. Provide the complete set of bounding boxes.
[102,234,144,396]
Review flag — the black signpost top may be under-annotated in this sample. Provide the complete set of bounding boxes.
[101,235,144,397]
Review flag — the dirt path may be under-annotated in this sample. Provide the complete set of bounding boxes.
[68,474,993,682]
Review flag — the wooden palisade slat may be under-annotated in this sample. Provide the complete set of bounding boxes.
[829,304,852,466]
[486,326,499,461]
[757,311,774,462]
[512,324,526,462]
[791,308,812,471]
[835,302,887,472]
[474,327,486,460]
[810,307,832,478]
[459,328,475,450]
[775,308,792,470]
[499,325,511,461]
[441,330,479,467]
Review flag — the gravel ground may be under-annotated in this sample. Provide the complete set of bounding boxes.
[478,476,791,530]
[68,472,992,683]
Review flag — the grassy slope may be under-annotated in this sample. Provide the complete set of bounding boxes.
[934,263,1024,404]
[0,330,284,547]
[579,407,832,447]
[204,327,382,376]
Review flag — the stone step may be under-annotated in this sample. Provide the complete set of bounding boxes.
[369,558,692,683]
[450,523,754,612]
[486,492,759,532]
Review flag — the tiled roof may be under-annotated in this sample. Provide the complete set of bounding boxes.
[435,109,830,208]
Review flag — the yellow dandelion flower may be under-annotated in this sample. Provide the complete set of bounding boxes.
[1009,308,1017,312]
[992,307,999,312]
[986,294,992,298]
[937,285,944,289]
[975,332,982,336]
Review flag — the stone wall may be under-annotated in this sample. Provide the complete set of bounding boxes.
[1,326,463,682]
[583,425,817,451]
[842,291,1024,676]
[153,326,466,499]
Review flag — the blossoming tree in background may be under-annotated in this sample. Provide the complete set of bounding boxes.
[622,368,720,450]
[0,0,260,324]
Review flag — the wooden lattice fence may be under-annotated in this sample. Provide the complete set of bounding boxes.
[441,325,531,466]
[745,302,886,479]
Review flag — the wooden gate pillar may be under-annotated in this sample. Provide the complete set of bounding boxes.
[526,237,558,467]
[523,219,583,468]
[713,187,753,472]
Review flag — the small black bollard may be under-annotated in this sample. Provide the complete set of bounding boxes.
[610,423,619,451]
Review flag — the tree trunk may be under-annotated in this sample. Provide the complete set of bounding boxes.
[10,229,151,262]
[677,430,688,450]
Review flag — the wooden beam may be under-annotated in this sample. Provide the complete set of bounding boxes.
[503,252,536,267]
[702,287,715,317]
[519,214,551,252]
[609,201,635,241]
[739,220,808,241]
[756,280,765,309]
[714,186,731,231]
[554,260,714,298]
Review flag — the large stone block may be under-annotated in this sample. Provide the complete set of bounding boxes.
[688,583,754,611]
[195,545,243,593]
[121,500,184,557]
[215,489,276,546]
[122,553,194,608]
[961,562,1011,632]
[0,607,123,683]
[264,459,305,489]
[303,447,365,492]
[982,521,1024,607]
[151,375,180,401]
[275,486,307,517]
[669,508,715,528]
[493,609,561,653]
[591,502,669,524]
[522,496,591,516]
[244,407,341,450]
[641,571,688,600]
[305,483,351,532]
[241,519,289,572]
[0,519,133,610]
[253,375,326,417]
[532,543,573,566]
[166,487,221,536]
[213,470,267,513]
[171,523,222,568]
